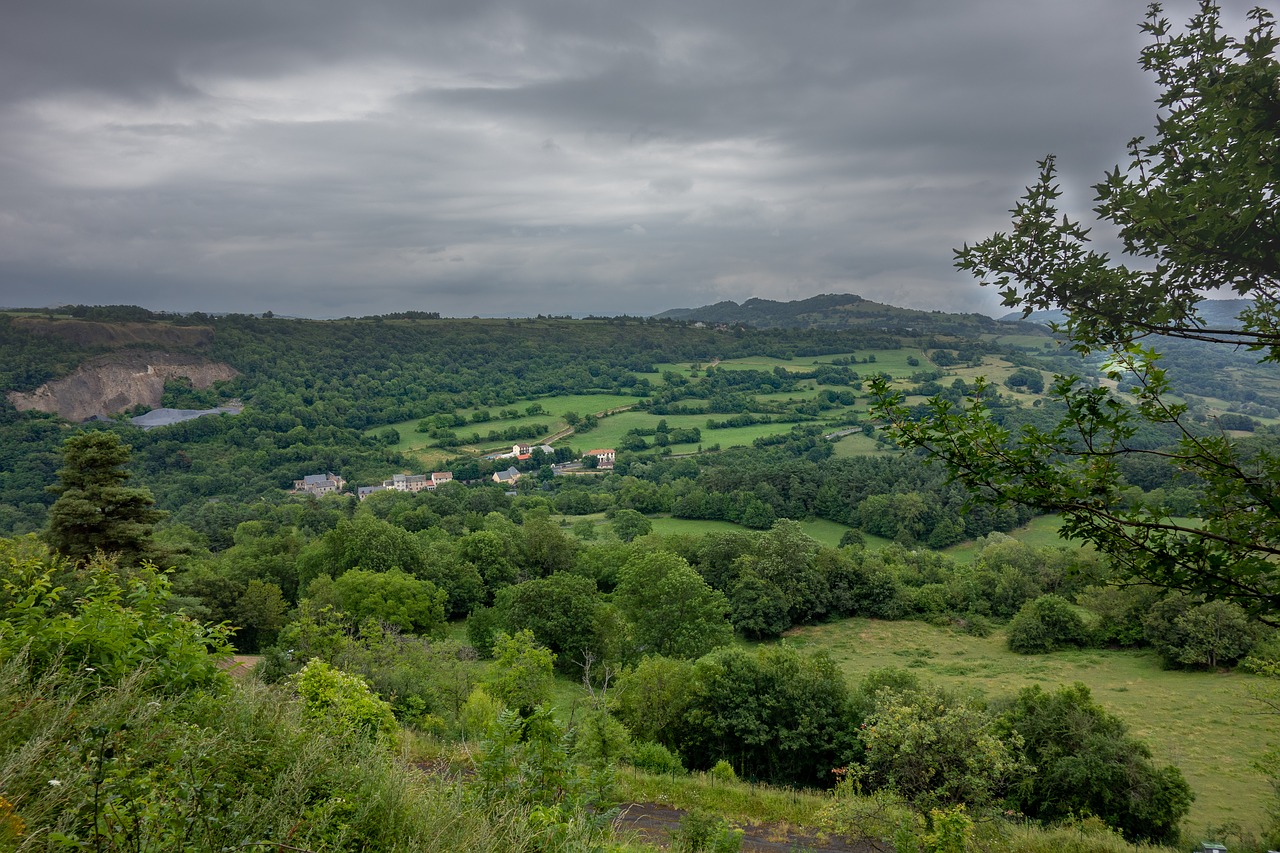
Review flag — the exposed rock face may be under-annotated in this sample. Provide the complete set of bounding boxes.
[8,352,239,422]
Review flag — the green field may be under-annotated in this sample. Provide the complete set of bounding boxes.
[366,393,641,458]
[782,617,1277,833]
[648,517,747,537]
[982,332,1058,348]
[648,515,894,551]
[942,515,1075,562]
[563,411,806,455]
[453,393,641,422]
[830,432,891,457]
[363,348,1067,469]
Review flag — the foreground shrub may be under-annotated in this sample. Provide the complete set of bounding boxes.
[856,687,1023,811]
[294,658,399,743]
[629,741,685,775]
[995,683,1192,845]
[0,657,564,852]
[673,808,743,852]
[0,549,231,692]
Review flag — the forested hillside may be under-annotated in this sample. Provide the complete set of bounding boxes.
[0,306,992,535]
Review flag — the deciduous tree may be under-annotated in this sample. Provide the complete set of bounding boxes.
[614,552,732,659]
[873,3,1280,620]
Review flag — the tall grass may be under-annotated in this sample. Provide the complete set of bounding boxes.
[0,654,608,852]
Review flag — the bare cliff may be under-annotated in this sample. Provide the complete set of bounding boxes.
[8,351,239,422]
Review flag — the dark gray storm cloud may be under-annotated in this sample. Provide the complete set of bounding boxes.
[0,0,1247,316]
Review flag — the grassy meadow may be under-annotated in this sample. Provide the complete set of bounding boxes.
[645,515,896,550]
[942,515,1074,562]
[362,347,1060,470]
[782,617,1278,833]
[366,392,642,459]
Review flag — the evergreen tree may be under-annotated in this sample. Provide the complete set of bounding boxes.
[45,431,163,565]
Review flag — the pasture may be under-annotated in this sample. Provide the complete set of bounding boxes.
[647,515,893,551]
[782,617,1278,833]
[364,347,1064,468]
[942,515,1074,562]
[366,393,641,457]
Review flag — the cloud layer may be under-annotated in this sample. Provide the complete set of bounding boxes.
[0,1,1234,317]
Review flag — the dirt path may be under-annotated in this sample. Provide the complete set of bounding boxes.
[613,802,890,852]
[219,655,261,679]
[412,760,886,851]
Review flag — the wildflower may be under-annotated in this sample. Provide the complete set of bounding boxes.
[47,780,61,787]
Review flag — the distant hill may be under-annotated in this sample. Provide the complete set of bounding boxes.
[656,293,1043,336]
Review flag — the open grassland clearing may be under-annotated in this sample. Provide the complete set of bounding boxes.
[943,515,1074,562]
[830,432,891,457]
[453,392,642,422]
[647,349,927,378]
[943,516,1200,564]
[367,393,641,455]
[648,516,750,537]
[980,332,1059,349]
[783,617,1277,832]
[563,411,809,455]
[695,349,929,378]
[753,385,827,402]
[648,515,894,551]
[924,355,1022,385]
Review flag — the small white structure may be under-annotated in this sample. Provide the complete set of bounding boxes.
[583,449,616,469]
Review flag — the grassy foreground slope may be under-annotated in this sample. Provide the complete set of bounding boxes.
[783,617,1277,832]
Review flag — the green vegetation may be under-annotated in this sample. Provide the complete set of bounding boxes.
[4,379,1278,851]
[785,617,1274,832]
[2,9,1280,845]
[874,1,1280,620]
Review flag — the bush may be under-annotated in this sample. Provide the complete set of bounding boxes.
[0,548,231,692]
[629,741,685,775]
[465,605,502,658]
[1007,594,1090,654]
[0,658,535,852]
[293,659,399,743]
[673,808,743,852]
[1143,593,1258,668]
[995,683,1193,844]
[857,687,1022,811]
[708,759,737,783]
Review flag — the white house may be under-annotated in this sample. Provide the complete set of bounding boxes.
[583,449,616,469]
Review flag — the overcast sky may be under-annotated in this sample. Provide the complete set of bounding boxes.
[0,1,1244,318]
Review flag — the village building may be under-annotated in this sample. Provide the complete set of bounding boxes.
[496,443,556,460]
[357,470,457,500]
[583,448,616,469]
[492,466,521,484]
[386,472,431,492]
[292,473,345,496]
